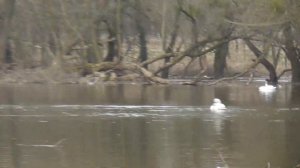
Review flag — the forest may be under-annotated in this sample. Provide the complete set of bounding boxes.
[0,0,300,84]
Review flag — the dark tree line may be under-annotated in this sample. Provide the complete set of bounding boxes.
[0,0,300,83]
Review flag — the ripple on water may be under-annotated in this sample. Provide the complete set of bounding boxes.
[0,104,259,119]
[277,107,300,111]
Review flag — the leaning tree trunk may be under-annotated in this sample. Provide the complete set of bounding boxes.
[244,39,278,84]
[283,25,300,83]
[214,41,229,78]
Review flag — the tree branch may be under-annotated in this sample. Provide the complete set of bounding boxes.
[277,69,291,79]
[208,58,261,85]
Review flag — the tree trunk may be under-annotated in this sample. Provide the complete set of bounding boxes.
[115,0,122,61]
[104,31,116,62]
[138,25,148,69]
[214,41,229,78]
[0,0,16,64]
[161,7,181,78]
[86,48,98,63]
[244,39,278,84]
[283,25,300,83]
[135,0,148,69]
[290,60,300,83]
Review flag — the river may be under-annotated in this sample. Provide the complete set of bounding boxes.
[0,81,300,168]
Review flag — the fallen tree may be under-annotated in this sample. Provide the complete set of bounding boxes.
[79,37,238,84]
[81,62,169,84]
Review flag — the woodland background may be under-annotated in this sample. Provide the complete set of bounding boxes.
[0,0,299,84]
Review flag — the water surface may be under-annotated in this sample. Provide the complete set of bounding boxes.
[0,82,300,168]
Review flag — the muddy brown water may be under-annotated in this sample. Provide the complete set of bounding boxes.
[0,81,300,168]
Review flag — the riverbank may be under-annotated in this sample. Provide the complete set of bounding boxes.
[0,64,292,85]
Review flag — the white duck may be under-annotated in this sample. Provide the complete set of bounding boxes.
[210,98,226,111]
[259,81,276,93]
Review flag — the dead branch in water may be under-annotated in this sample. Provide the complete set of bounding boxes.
[182,70,207,85]
[83,62,169,84]
[208,58,261,85]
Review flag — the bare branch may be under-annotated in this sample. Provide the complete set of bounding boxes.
[224,18,288,27]
[277,69,292,79]
[208,59,261,85]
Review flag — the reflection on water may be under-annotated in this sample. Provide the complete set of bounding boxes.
[0,83,300,168]
[259,90,276,103]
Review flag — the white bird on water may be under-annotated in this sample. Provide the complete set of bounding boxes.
[259,81,276,93]
[210,98,226,111]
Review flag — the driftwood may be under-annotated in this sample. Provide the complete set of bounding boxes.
[83,62,169,84]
